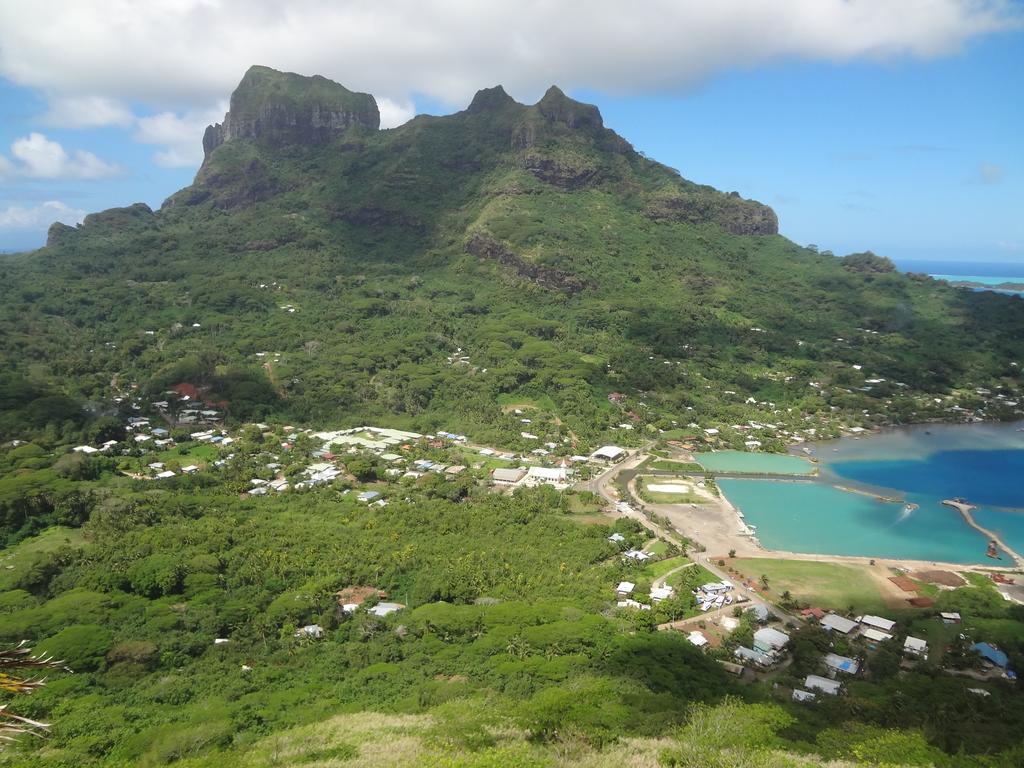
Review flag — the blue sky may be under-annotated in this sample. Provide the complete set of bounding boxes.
[1,1,1021,264]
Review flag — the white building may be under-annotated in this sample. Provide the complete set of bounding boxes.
[591,445,626,462]
[687,631,709,647]
[821,613,858,634]
[903,636,928,658]
[859,615,896,633]
[650,585,675,603]
[804,675,841,695]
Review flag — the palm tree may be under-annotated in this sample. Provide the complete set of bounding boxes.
[1,642,68,747]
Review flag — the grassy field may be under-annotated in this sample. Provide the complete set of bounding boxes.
[0,526,86,591]
[637,476,704,505]
[636,554,688,581]
[666,563,719,590]
[729,557,893,615]
[648,459,704,472]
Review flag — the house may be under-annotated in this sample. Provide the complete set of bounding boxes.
[800,607,826,620]
[357,491,381,503]
[753,627,790,654]
[861,628,893,643]
[804,675,841,696]
[719,661,745,676]
[650,585,675,603]
[792,689,817,703]
[617,599,651,611]
[491,467,526,486]
[155,470,176,479]
[734,646,772,667]
[824,652,860,676]
[590,445,626,462]
[368,602,405,617]
[623,550,652,562]
[859,615,896,633]
[971,642,1009,669]
[607,533,626,544]
[903,636,928,658]
[294,624,324,639]
[616,581,636,598]
[269,478,289,492]
[821,613,858,634]
[181,465,199,474]
[73,445,99,454]
[702,581,733,595]
[445,465,467,475]
[687,631,709,647]
[940,612,962,624]
[747,604,770,623]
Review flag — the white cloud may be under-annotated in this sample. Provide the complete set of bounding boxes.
[134,105,226,167]
[8,132,121,179]
[977,162,1004,184]
[41,95,135,128]
[377,97,416,130]
[0,1,1017,117]
[0,200,86,231]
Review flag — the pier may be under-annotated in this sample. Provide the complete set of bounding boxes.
[943,499,1024,567]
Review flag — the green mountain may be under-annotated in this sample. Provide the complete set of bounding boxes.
[2,64,1022,445]
[3,66,1024,768]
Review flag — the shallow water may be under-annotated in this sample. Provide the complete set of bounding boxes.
[717,421,1024,562]
[720,479,994,563]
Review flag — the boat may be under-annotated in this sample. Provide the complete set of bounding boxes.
[986,541,1000,559]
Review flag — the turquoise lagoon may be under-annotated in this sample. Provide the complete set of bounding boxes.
[695,450,814,475]
[718,422,1024,563]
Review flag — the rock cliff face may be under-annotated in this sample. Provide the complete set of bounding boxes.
[202,65,379,159]
[645,191,778,236]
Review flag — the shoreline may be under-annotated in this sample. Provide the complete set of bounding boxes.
[686,422,1024,569]
[676,487,1021,573]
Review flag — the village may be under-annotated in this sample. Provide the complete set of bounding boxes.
[57,378,1020,701]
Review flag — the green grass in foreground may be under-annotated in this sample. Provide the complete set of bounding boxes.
[729,557,893,615]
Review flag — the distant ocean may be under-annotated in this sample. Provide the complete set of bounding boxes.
[897,259,1024,297]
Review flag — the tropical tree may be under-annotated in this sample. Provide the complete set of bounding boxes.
[1,641,68,747]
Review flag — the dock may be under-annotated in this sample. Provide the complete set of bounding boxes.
[943,499,1024,567]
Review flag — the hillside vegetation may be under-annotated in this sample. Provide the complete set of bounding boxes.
[1,67,1022,767]
[1,66,1022,449]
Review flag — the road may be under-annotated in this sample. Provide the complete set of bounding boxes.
[580,449,803,628]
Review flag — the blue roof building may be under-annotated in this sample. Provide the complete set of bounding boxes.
[972,642,1009,668]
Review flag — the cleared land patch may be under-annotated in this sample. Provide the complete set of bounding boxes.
[729,557,894,615]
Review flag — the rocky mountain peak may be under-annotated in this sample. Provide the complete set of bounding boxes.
[466,85,517,114]
[535,85,603,130]
[202,65,379,160]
